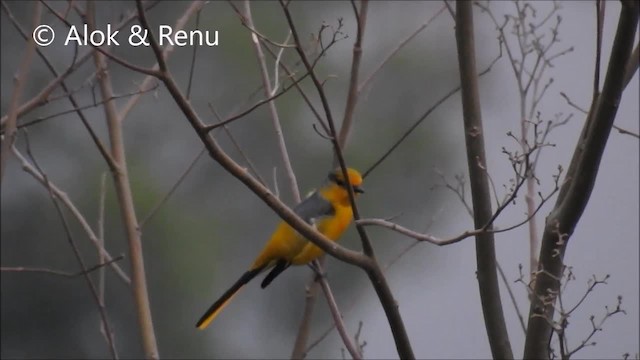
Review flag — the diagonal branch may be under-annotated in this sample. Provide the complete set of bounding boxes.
[362,51,500,179]
[336,0,368,148]
[0,0,161,129]
[523,3,639,359]
[0,1,39,183]
[22,133,118,359]
[293,1,368,358]
[279,2,414,359]
[118,1,205,122]
[242,0,300,202]
[11,146,131,284]
[358,4,446,95]
[134,0,369,269]
[1,255,124,278]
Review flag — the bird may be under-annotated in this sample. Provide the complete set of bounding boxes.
[196,167,364,330]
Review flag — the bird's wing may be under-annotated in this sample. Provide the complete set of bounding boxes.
[292,191,335,225]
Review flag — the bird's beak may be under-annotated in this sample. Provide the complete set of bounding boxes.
[353,186,365,194]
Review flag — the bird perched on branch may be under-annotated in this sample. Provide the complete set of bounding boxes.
[196,167,364,330]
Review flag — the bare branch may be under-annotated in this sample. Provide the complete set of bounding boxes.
[358,4,446,94]
[12,85,159,131]
[566,296,626,358]
[119,1,205,121]
[22,131,118,359]
[612,125,640,139]
[208,104,267,186]
[455,2,513,358]
[186,8,202,100]
[1,255,124,278]
[291,272,321,360]
[561,92,639,139]
[313,262,362,360]
[242,0,300,202]
[524,3,639,358]
[11,146,131,284]
[136,0,370,269]
[92,3,159,357]
[1,1,39,183]
[294,2,369,355]
[139,148,206,229]
[0,52,78,129]
[97,172,108,335]
[336,0,368,149]
[279,2,414,358]
[0,0,160,125]
[41,1,161,77]
[262,41,330,135]
[203,18,346,133]
[362,51,500,179]
[496,262,527,334]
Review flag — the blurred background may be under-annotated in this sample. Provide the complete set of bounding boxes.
[1,1,638,359]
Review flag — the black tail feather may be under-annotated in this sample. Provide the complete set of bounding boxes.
[260,260,290,288]
[196,266,265,329]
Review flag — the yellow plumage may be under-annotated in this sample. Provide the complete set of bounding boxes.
[196,167,364,330]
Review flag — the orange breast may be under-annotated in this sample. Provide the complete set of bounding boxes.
[290,205,353,265]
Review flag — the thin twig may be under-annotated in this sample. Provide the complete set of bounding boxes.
[0,1,39,183]
[561,92,639,139]
[119,1,205,121]
[202,25,343,133]
[13,86,159,131]
[294,2,368,356]
[6,1,117,168]
[524,3,639,357]
[1,0,147,127]
[42,1,161,77]
[243,0,300,202]
[280,2,414,357]
[262,42,329,135]
[612,125,640,139]
[496,262,527,334]
[306,210,440,355]
[202,67,316,132]
[186,5,203,100]
[138,148,207,229]
[358,4,446,94]
[336,0,369,149]
[0,50,78,129]
[314,262,362,360]
[432,170,474,217]
[11,146,131,283]
[1,256,124,278]
[208,104,267,187]
[291,269,321,359]
[97,172,108,342]
[566,296,626,358]
[22,130,119,359]
[135,1,369,271]
[362,52,500,179]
